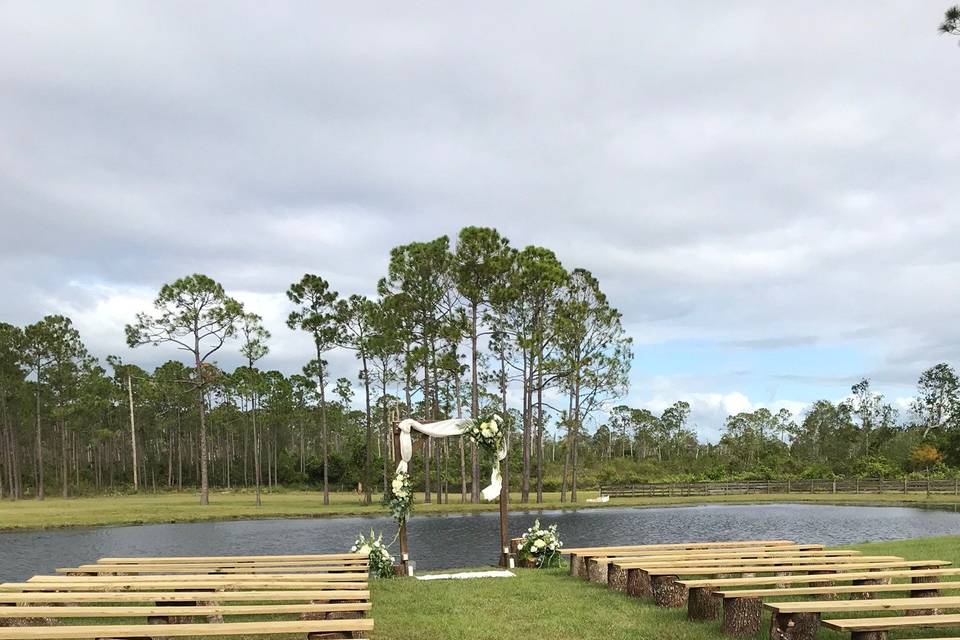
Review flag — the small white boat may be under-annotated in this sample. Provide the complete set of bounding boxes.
[586,494,610,503]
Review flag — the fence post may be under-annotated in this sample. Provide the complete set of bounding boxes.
[832,479,836,494]
[787,479,791,494]
[855,478,859,494]
[903,478,908,494]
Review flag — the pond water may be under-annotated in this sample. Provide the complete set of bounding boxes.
[1,503,959,581]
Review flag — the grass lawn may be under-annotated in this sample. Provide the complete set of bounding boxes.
[368,536,960,640]
[2,489,959,530]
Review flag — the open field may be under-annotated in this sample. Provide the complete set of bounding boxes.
[1,490,960,531]
[368,536,960,640]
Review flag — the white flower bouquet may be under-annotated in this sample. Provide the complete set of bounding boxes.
[466,414,505,456]
[388,470,413,523]
[517,519,563,568]
[350,530,396,578]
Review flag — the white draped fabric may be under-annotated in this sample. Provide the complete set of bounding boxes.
[396,417,506,501]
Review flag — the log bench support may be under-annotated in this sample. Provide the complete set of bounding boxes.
[721,596,762,637]
[608,565,628,593]
[651,574,686,608]
[849,632,886,640]
[908,575,941,615]
[627,569,652,599]
[587,559,608,584]
[687,586,722,621]
[768,611,820,640]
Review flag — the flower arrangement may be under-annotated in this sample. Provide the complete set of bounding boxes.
[466,414,505,456]
[387,469,413,523]
[518,519,563,568]
[350,530,396,578]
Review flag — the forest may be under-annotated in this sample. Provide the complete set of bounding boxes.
[1,227,959,504]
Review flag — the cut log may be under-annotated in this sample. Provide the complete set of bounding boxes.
[587,559,608,584]
[908,575,941,615]
[651,574,686,608]
[570,555,585,578]
[850,578,889,600]
[608,565,628,593]
[687,586,721,621]
[849,631,887,640]
[769,611,820,640]
[627,569,652,599]
[721,596,763,637]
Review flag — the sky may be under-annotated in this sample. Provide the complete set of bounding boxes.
[2,2,958,442]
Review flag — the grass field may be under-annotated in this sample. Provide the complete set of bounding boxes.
[368,536,960,640]
[2,489,960,530]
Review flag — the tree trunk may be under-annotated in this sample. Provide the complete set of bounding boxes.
[721,596,763,636]
[687,586,722,621]
[470,303,480,503]
[127,375,138,492]
[318,357,329,506]
[35,365,44,501]
[769,611,820,640]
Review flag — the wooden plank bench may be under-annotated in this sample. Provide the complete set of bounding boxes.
[764,596,960,640]
[26,574,366,585]
[624,560,950,608]
[565,540,800,578]
[3,580,369,592]
[710,574,960,636]
[821,613,960,640]
[0,590,372,604]
[0,602,372,619]
[97,554,367,563]
[0,618,373,639]
[60,565,369,576]
[596,547,857,587]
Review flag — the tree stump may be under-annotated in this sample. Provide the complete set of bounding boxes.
[769,611,820,640]
[849,631,887,640]
[908,575,941,615]
[302,599,330,621]
[807,570,837,600]
[687,586,722,621]
[850,578,885,600]
[627,568,652,599]
[588,559,608,584]
[608,565,628,592]
[570,554,583,578]
[721,596,763,637]
[773,571,791,589]
[651,574,686,608]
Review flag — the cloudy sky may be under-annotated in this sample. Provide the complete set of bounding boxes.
[2,2,958,440]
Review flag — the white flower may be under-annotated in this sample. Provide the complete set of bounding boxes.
[534,539,545,549]
[359,545,371,555]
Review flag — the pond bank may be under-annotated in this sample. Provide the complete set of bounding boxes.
[1,490,959,531]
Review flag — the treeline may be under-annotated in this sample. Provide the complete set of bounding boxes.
[589,369,960,485]
[2,227,958,504]
[0,227,632,504]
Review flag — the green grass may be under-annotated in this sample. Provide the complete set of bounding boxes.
[367,536,960,640]
[2,489,959,531]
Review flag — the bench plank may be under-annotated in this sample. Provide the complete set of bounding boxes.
[766,596,960,614]
[686,567,960,589]
[0,603,371,618]
[0,590,371,603]
[3,581,368,592]
[642,560,949,576]
[0,619,373,639]
[98,554,365,563]
[822,613,960,632]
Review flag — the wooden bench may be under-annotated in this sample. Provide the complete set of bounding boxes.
[0,602,372,619]
[0,619,373,639]
[0,590,372,604]
[60,564,369,576]
[764,596,960,640]
[624,560,949,607]
[822,613,960,640]
[711,575,958,636]
[3,580,369,592]
[97,554,367,564]
[596,547,857,587]
[565,540,800,578]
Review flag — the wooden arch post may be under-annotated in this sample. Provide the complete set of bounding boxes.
[390,408,411,576]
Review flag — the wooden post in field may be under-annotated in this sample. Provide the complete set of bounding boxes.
[127,374,138,492]
[499,457,510,567]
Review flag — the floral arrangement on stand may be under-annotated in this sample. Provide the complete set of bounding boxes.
[387,469,413,523]
[466,414,505,457]
[517,519,563,568]
[350,530,396,578]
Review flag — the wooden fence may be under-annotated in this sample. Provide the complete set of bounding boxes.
[599,478,960,498]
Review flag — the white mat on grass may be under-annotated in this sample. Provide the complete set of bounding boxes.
[416,570,515,581]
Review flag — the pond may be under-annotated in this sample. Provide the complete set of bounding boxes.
[2,502,959,581]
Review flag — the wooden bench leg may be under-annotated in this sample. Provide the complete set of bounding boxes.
[769,611,820,640]
[806,570,837,599]
[850,578,885,600]
[627,569,652,599]
[908,575,941,615]
[569,554,582,577]
[687,586,722,621]
[652,574,686,608]
[608,565,628,593]
[587,559,608,584]
[721,596,762,637]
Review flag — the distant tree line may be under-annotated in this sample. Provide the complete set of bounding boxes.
[1,227,958,503]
